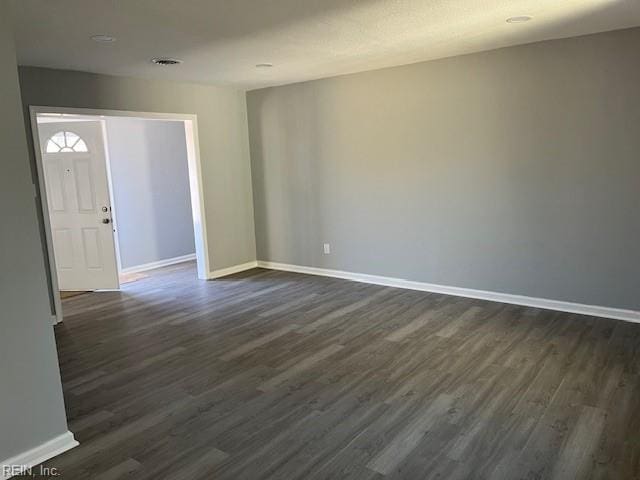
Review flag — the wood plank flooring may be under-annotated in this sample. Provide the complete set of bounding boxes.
[30,262,640,479]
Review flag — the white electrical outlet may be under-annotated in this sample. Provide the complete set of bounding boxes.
[323,243,331,254]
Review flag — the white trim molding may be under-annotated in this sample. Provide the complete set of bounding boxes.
[1,431,78,479]
[256,261,640,324]
[120,253,197,275]
[30,105,210,325]
[209,261,258,279]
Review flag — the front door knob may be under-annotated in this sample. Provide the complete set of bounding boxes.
[102,218,111,224]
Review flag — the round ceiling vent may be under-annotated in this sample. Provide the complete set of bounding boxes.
[151,57,183,66]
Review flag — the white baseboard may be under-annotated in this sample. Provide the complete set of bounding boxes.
[209,261,258,279]
[256,261,640,324]
[1,431,78,479]
[120,253,196,275]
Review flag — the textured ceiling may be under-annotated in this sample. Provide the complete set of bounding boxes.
[9,0,640,90]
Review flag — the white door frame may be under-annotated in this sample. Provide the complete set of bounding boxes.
[30,106,211,324]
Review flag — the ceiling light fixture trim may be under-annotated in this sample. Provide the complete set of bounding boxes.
[91,34,116,43]
[506,16,532,23]
[151,57,183,66]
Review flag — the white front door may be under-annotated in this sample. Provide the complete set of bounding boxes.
[38,121,119,290]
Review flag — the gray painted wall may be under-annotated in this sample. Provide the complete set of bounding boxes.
[18,67,256,274]
[18,67,256,314]
[105,117,195,270]
[247,27,640,311]
[0,14,69,462]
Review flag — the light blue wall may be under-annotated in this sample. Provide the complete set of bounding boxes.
[105,118,195,270]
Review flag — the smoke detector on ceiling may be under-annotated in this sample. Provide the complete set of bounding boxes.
[151,57,183,66]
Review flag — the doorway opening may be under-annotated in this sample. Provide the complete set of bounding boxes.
[30,107,210,323]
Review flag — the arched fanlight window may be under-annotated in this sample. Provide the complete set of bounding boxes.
[45,131,89,153]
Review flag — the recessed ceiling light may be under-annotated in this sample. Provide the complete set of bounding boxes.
[256,63,273,68]
[91,34,116,43]
[151,57,183,66]
[506,16,532,23]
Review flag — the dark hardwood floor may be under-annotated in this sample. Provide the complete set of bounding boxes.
[34,262,640,479]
